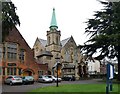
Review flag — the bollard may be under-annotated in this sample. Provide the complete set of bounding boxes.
[106,86,109,94]
[109,80,112,91]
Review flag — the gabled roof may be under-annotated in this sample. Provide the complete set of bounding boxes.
[5,27,31,49]
[38,38,47,47]
[36,36,76,48]
[5,27,39,69]
[61,37,71,47]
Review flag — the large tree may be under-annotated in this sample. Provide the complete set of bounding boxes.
[78,1,120,81]
[1,0,20,41]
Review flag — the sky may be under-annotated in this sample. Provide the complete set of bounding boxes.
[11,0,105,48]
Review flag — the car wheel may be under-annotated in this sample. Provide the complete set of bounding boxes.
[23,81,26,85]
[10,82,13,86]
[32,81,34,84]
[4,82,6,85]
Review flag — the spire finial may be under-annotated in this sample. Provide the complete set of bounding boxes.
[50,8,58,29]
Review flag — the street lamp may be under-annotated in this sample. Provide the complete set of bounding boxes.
[55,56,60,87]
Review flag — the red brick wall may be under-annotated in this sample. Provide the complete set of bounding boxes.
[2,27,40,81]
[38,63,48,70]
[38,63,48,75]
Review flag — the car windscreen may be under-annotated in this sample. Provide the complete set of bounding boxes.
[44,76,49,78]
[26,76,33,79]
[14,76,21,78]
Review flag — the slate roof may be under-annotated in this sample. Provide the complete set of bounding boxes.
[61,37,71,47]
[37,37,72,48]
[38,38,47,47]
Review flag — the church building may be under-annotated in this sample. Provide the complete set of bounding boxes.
[33,8,87,79]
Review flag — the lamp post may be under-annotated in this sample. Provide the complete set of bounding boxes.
[55,56,60,87]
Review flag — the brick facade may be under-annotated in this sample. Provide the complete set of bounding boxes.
[0,27,40,83]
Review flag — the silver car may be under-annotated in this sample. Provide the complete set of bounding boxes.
[48,75,62,82]
[38,75,53,83]
[4,76,23,86]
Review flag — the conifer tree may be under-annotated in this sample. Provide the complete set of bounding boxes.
[79,1,120,81]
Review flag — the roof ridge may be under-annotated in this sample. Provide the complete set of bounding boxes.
[38,38,46,41]
[61,37,71,47]
[61,37,71,42]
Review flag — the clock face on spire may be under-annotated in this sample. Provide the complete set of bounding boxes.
[50,8,58,29]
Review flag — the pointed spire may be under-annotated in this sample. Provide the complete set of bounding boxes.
[50,8,58,29]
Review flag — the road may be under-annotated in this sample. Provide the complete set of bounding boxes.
[1,79,103,94]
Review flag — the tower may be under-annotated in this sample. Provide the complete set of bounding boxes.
[46,8,61,54]
[46,8,62,74]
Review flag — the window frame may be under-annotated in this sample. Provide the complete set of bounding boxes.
[7,42,17,60]
[19,49,25,63]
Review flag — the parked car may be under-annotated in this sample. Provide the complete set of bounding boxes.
[38,75,53,83]
[62,76,75,81]
[4,76,23,86]
[22,76,34,85]
[47,75,62,82]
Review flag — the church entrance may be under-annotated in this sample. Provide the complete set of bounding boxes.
[83,65,87,77]
[22,71,32,76]
[78,65,87,78]
[78,65,83,78]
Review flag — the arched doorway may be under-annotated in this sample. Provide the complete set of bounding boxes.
[83,65,87,77]
[22,69,34,76]
[78,65,83,78]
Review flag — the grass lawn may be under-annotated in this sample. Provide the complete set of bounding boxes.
[28,84,119,94]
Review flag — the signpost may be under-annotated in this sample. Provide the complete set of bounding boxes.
[106,63,114,94]
[55,57,60,87]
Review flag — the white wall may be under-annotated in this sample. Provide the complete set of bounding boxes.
[87,59,100,74]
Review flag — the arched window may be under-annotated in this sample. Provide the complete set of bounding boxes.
[36,46,39,52]
[48,36,50,45]
[56,36,59,45]
[40,49,43,52]
[71,52,73,62]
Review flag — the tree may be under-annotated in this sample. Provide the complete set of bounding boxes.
[78,1,120,81]
[1,0,20,41]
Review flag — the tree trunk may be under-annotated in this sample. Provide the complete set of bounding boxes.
[117,46,120,81]
[117,46,120,93]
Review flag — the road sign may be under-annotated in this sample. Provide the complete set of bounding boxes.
[107,63,114,80]
[106,63,114,94]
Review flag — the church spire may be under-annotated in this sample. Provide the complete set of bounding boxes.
[50,8,58,29]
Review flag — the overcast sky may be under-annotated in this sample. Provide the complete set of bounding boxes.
[11,0,105,48]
